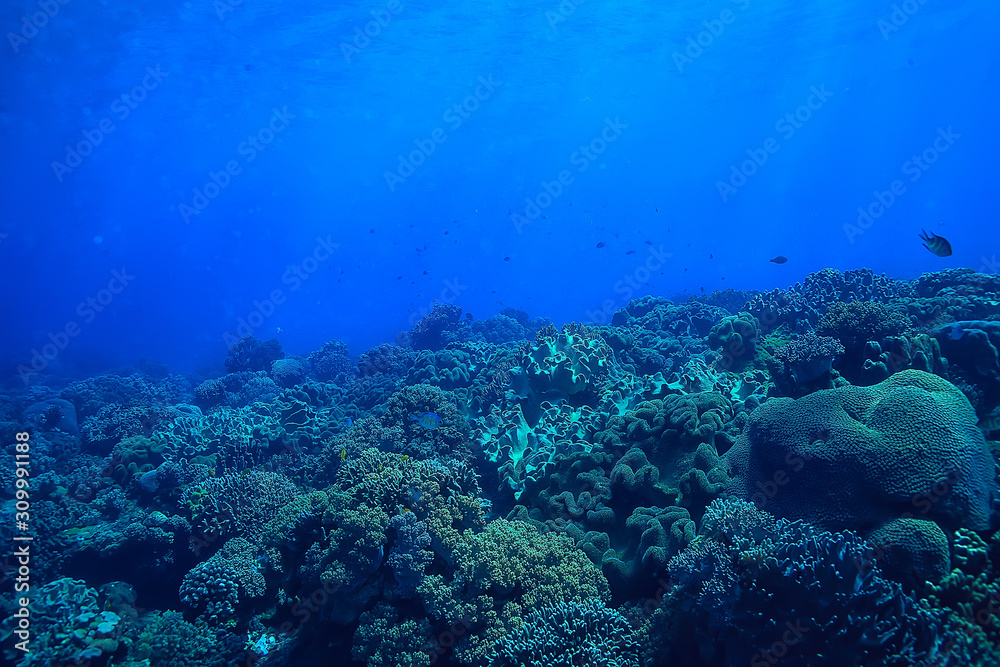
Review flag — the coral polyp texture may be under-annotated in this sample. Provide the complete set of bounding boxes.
[5,267,1000,666]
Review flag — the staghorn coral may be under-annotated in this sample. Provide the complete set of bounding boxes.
[491,598,639,667]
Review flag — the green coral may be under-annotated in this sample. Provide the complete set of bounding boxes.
[421,518,611,666]
[353,602,433,667]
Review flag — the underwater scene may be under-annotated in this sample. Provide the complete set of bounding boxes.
[3,0,1000,665]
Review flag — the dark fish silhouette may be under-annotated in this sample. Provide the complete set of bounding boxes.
[770,256,788,264]
[503,256,510,261]
[920,230,952,257]
[625,250,636,255]
[596,242,606,248]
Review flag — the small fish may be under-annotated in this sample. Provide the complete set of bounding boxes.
[920,230,953,257]
[709,254,714,259]
[345,417,353,427]
[369,228,375,233]
[504,256,510,261]
[423,270,429,275]
[644,240,652,245]
[410,412,442,429]
[340,448,347,461]
[596,242,606,248]
[625,250,636,255]
[770,256,788,264]
[948,325,965,341]
[276,327,283,334]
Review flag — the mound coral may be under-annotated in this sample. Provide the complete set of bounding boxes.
[723,370,999,582]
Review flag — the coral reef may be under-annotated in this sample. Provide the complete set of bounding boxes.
[8,266,1000,666]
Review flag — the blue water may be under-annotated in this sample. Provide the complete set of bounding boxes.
[4,1,1000,666]
[2,0,996,373]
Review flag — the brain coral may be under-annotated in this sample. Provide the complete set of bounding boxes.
[724,370,998,559]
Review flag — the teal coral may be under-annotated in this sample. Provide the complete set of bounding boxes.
[491,598,639,667]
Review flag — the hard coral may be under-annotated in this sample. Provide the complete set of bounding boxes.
[225,335,284,373]
[308,339,353,382]
[180,537,265,625]
[492,598,639,667]
[643,499,966,667]
[817,300,911,350]
[410,304,464,351]
[724,370,999,582]
[769,332,844,397]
